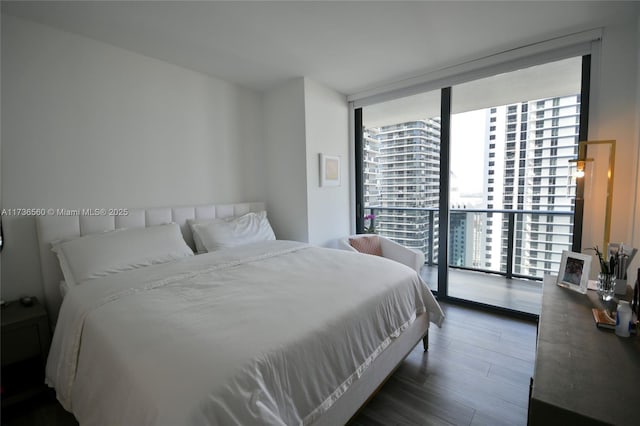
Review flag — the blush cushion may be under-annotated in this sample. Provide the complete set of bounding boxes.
[349,235,383,257]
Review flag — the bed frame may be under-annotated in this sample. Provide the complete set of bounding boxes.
[35,201,430,426]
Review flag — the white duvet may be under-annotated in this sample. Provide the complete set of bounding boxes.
[46,240,444,426]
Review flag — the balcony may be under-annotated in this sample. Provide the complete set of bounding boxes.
[420,265,542,315]
[365,206,575,315]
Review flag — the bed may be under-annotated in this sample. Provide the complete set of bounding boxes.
[36,202,444,425]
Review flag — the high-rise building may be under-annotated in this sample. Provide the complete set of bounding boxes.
[363,119,441,255]
[484,95,579,278]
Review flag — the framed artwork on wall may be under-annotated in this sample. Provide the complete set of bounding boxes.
[319,154,340,187]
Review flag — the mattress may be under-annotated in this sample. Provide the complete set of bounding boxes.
[46,240,443,425]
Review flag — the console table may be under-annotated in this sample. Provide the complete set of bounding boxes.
[529,275,640,425]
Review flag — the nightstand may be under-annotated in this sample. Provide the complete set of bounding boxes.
[1,297,51,408]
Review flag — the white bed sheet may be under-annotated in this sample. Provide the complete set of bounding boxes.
[46,240,443,425]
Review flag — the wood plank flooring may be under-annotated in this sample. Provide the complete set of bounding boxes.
[2,303,537,426]
[351,302,537,426]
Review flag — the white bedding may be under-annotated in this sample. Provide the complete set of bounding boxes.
[46,240,444,425]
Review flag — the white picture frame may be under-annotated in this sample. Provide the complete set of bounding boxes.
[557,250,592,294]
[319,154,340,187]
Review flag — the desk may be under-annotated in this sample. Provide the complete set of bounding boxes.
[529,275,640,425]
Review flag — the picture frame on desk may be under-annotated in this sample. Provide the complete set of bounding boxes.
[556,250,592,294]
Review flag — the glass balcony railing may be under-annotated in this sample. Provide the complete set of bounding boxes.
[365,206,575,280]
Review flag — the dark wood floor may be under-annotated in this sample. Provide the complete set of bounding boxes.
[2,303,537,426]
[351,302,537,426]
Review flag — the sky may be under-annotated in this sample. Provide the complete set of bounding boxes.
[451,109,487,195]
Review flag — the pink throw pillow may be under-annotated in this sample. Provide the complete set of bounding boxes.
[349,236,383,257]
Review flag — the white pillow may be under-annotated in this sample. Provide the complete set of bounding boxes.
[190,211,275,253]
[187,218,216,254]
[51,223,194,286]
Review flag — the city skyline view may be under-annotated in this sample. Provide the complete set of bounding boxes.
[362,89,580,279]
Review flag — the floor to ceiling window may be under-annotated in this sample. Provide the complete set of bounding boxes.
[359,90,442,291]
[355,54,590,316]
[447,56,585,313]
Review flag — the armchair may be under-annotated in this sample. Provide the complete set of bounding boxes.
[339,234,425,274]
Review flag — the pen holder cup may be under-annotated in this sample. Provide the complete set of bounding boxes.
[615,278,627,295]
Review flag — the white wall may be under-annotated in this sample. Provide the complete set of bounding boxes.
[586,15,640,283]
[629,13,640,285]
[263,78,309,242]
[262,77,351,246]
[0,16,264,301]
[304,78,350,247]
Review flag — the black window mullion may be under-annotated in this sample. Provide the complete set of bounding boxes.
[572,54,591,252]
[354,108,364,234]
[438,87,452,298]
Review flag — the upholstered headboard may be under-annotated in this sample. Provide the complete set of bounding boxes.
[36,202,266,325]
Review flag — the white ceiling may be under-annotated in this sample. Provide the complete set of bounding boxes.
[3,1,639,95]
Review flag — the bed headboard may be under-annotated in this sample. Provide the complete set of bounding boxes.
[35,202,266,326]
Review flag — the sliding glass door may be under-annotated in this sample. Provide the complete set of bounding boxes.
[359,90,442,292]
[448,56,585,313]
[355,55,590,315]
